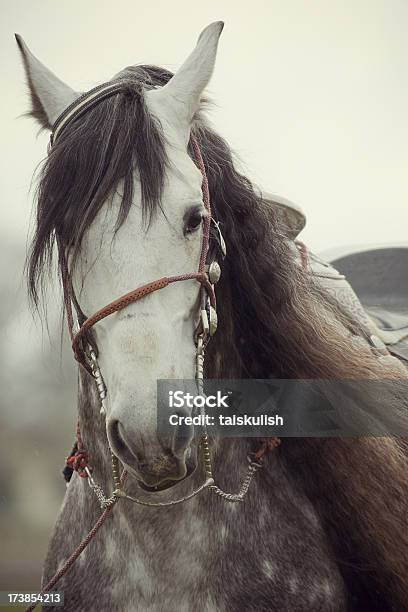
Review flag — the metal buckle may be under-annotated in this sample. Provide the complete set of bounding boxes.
[196,287,218,341]
[205,294,218,336]
[201,308,210,335]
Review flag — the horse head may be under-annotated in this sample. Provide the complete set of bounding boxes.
[17,22,224,490]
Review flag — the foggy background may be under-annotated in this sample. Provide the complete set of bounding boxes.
[1,0,407,594]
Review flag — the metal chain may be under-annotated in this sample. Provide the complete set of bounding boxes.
[200,432,264,502]
[85,467,118,510]
[196,335,264,502]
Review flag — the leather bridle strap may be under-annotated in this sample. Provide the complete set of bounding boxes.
[72,272,215,366]
[50,82,125,146]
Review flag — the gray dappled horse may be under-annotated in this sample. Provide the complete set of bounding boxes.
[17,22,408,612]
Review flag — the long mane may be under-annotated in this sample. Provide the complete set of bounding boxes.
[28,65,408,610]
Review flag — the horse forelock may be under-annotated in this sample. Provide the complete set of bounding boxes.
[27,65,172,306]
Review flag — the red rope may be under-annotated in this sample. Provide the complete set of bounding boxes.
[25,502,117,612]
[65,421,91,478]
[254,437,281,461]
[190,136,211,273]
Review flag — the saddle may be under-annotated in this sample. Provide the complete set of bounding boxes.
[264,193,306,239]
[323,245,408,362]
[264,194,408,363]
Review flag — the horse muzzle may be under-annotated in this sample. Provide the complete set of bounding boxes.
[107,418,198,490]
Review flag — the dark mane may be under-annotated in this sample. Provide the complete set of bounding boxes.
[27,64,408,610]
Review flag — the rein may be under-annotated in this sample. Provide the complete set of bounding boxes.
[26,81,280,610]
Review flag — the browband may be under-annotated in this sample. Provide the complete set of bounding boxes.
[50,81,124,146]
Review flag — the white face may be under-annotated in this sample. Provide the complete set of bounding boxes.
[18,21,224,489]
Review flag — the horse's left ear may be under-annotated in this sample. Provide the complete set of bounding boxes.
[146,21,224,132]
[15,34,79,130]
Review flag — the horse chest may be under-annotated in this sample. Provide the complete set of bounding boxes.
[98,492,347,612]
[45,458,348,611]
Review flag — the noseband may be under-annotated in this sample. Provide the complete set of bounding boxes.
[52,81,278,509]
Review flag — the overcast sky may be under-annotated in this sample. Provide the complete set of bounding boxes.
[1,0,407,255]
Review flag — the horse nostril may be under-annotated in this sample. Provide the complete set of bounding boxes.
[107,419,189,484]
[108,419,143,463]
[108,419,125,452]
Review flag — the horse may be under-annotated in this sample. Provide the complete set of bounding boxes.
[16,22,408,612]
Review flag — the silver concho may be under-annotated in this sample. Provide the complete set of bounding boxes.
[208,261,221,284]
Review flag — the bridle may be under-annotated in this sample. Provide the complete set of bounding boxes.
[61,136,217,378]
[52,80,279,509]
[25,79,281,611]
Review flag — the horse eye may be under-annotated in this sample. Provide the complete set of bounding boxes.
[184,208,204,235]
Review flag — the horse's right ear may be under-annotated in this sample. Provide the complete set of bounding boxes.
[15,34,79,130]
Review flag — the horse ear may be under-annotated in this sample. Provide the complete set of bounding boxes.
[147,21,224,130]
[15,34,79,130]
